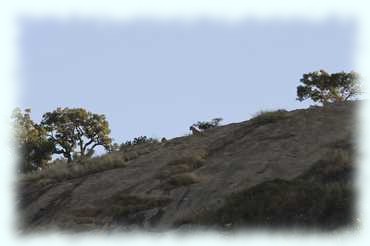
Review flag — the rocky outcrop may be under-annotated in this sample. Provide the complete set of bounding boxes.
[18,101,358,232]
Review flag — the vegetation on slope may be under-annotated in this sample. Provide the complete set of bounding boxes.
[180,141,356,231]
[16,70,360,232]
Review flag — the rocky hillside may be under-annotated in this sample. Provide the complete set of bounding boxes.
[18,101,358,232]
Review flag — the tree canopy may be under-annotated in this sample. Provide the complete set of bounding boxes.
[41,107,112,162]
[12,108,53,172]
[296,70,360,105]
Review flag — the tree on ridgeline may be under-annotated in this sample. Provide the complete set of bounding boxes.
[296,70,361,105]
[41,107,112,162]
[12,108,54,172]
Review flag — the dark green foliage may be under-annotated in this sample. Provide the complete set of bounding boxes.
[12,108,54,172]
[192,117,223,131]
[133,136,158,145]
[119,136,158,151]
[41,107,112,162]
[13,107,113,171]
[297,70,360,104]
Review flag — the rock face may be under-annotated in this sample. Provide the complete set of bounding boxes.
[18,101,358,232]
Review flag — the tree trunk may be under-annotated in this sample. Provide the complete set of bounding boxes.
[67,154,72,163]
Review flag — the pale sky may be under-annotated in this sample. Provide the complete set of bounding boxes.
[19,18,356,147]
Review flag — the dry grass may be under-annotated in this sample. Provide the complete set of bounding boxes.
[166,173,201,187]
[157,155,206,180]
[250,109,289,125]
[322,149,352,174]
[167,156,205,168]
[20,152,127,184]
[120,141,162,161]
[155,154,206,190]
[194,149,355,230]
[192,147,355,230]
[20,140,165,184]
[302,148,354,183]
[203,179,353,230]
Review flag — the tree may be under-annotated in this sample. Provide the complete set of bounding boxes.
[193,117,223,131]
[41,107,112,162]
[296,70,360,105]
[12,108,53,172]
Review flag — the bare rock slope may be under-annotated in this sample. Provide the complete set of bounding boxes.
[18,101,358,232]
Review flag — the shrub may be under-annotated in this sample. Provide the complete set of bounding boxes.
[166,173,201,187]
[302,148,353,183]
[119,136,159,151]
[195,149,355,230]
[156,155,205,191]
[250,109,288,125]
[192,118,223,131]
[204,179,353,230]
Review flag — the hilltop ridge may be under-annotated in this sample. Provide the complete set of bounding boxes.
[18,101,358,232]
